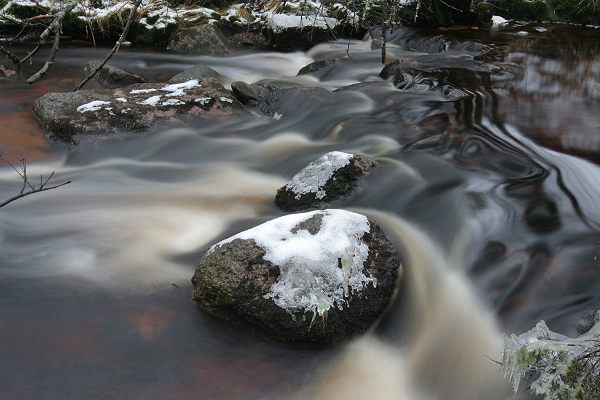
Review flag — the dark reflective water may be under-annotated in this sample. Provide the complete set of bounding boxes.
[1,23,600,400]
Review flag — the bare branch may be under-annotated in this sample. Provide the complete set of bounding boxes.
[74,0,143,91]
[0,155,71,209]
[0,180,71,208]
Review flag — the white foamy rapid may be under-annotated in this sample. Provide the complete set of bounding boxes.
[300,211,512,400]
[0,137,286,286]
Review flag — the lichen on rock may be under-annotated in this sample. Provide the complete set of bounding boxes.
[502,311,600,400]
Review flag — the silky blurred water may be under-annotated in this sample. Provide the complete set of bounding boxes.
[1,23,599,400]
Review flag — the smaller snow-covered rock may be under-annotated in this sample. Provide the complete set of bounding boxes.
[167,24,230,56]
[275,152,376,211]
[191,209,400,344]
[84,60,146,89]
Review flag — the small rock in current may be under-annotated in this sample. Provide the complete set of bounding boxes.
[84,60,146,89]
[275,151,376,212]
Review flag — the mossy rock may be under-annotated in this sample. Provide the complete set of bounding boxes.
[61,12,89,38]
[134,21,177,46]
[4,2,48,20]
[497,0,551,21]
[550,0,600,25]
[415,0,493,25]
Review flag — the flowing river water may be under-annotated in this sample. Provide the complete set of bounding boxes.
[1,23,600,400]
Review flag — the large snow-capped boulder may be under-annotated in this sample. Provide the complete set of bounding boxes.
[275,152,376,212]
[191,209,400,344]
[33,78,246,141]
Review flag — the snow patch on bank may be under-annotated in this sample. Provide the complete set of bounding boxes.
[267,13,339,32]
[286,151,353,200]
[210,209,375,315]
[491,15,508,27]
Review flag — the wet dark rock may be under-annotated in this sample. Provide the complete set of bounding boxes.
[496,0,550,21]
[297,58,338,76]
[168,65,220,83]
[230,31,269,49]
[231,81,260,104]
[275,152,376,212]
[191,209,400,344]
[33,78,246,141]
[380,58,494,98]
[241,82,333,117]
[267,26,330,51]
[414,0,492,26]
[84,60,146,89]
[167,24,230,56]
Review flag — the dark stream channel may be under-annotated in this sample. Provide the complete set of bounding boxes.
[1,23,600,400]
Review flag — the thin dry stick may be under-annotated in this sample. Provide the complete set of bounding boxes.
[74,0,143,91]
[0,157,71,208]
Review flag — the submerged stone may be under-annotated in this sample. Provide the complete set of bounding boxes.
[275,152,376,212]
[231,81,333,117]
[168,65,220,83]
[297,58,339,76]
[84,60,146,89]
[33,78,246,141]
[191,209,400,344]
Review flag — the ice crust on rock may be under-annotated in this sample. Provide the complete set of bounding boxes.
[210,209,376,315]
[286,151,353,200]
[502,312,600,397]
